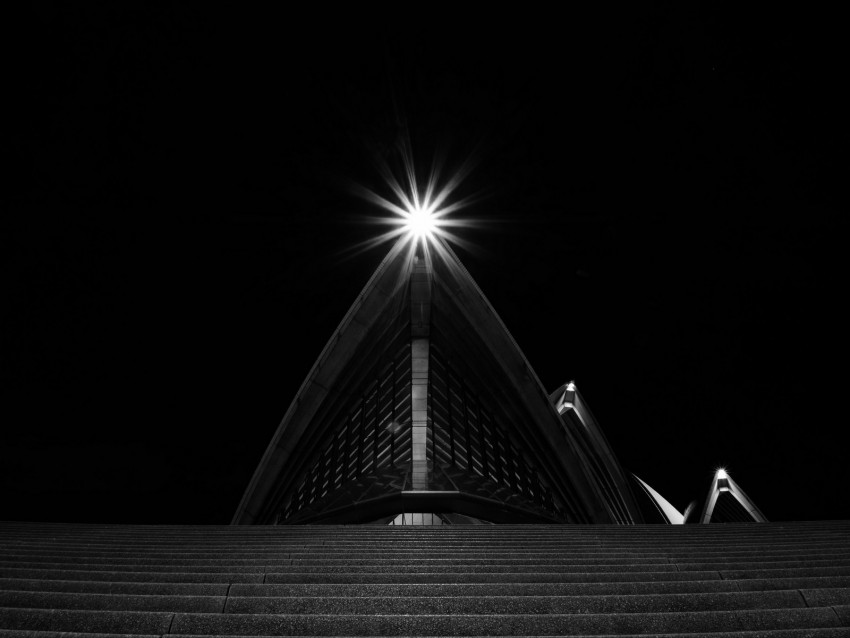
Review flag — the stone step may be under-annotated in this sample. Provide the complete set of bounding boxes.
[0,589,831,614]
[3,557,850,574]
[0,580,228,596]
[0,569,264,583]
[678,559,850,571]
[7,545,848,559]
[255,560,850,575]
[0,556,682,567]
[1,606,845,635]
[736,576,850,591]
[1,521,848,636]
[230,577,850,597]
[3,576,848,598]
[262,564,684,574]
[173,607,846,635]
[801,588,850,607]
[723,566,850,580]
[0,564,268,574]
[262,570,723,584]
[0,608,172,635]
[5,567,849,584]
[220,590,811,614]
[229,580,742,597]
[0,592,225,613]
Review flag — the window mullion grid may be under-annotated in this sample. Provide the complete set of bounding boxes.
[357,406,365,477]
[460,378,473,472]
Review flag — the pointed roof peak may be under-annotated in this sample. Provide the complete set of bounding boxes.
[233,237,642,525]
[701,468,767,524]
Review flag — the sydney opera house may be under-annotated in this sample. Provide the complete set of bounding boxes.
[232,230,765,529]
[1,212,848,636]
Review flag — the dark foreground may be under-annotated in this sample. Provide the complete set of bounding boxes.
[1,520,849,636]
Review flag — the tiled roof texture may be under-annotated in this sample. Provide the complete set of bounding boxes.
[1,520,849,636]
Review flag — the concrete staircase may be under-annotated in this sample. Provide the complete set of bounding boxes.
[1,520,849,636]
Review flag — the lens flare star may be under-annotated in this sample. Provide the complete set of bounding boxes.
[404,200,438,241]
[348,145,479,259]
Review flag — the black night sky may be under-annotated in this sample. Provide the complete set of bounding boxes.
[4,5,847,524]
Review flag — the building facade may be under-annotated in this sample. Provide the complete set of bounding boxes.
[233,237,763,526]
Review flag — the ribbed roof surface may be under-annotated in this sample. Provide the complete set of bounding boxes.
[1,520,849,636]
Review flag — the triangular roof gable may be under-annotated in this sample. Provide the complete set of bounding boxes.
[700,469,768,523]
[234,237,639,524]
[233,240,416,524]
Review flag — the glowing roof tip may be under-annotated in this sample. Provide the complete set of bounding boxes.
[716,468,728,479]
[352,150,476,254]
[405,200,439,240]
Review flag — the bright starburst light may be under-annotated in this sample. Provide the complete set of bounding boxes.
[405,200,438,240]
[349,145,479,258]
